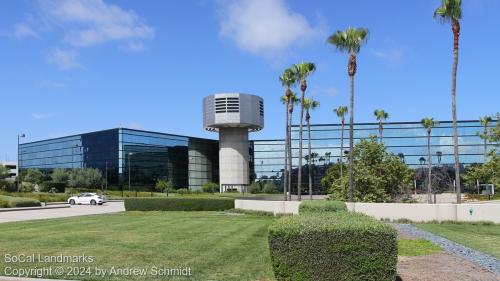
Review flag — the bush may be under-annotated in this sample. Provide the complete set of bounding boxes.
[202,182,219,193]
[299,200,346,214]
[268,211,397,281]
[249,182,262,194]
[262,182,279,194]
[0,192,69,203]
[0,180,17,192]
[125,197,235,211]
[0,195,41,208]
[176,188,191,195]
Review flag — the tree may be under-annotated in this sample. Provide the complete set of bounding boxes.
[279,68,298,201]
[287,92,300,201]
[328,27,369,202]
[374,109,389,143]
[0,165,9,180]
[291,62,316,201]
[23,169,44,185]
[421,117,438,203]
[463,150,500,187]
[68,168,103,189]
[434,0,463,204]
[156,179,173,196]
[478,115,493,159]
[333,106,348,178]
[51,168,70,183]
[303,97,320,199]
[323,137,413,202]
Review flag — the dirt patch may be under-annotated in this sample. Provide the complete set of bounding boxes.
[397,253,499,281]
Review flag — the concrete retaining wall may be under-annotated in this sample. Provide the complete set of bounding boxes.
[234,200,301,215]
[346,202,500,223]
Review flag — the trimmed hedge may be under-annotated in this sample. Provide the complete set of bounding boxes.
[268,211,397,281]
[125,197,234,211]
[0,195,41,208]
[299,200,346,214]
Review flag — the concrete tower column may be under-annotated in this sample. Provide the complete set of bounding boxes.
[219,128,249,192]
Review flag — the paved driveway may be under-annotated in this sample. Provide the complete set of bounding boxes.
[0,202,125,223]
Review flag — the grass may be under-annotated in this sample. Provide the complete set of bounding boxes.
[397,239,441,256]
[0,212,275,281]
[416,222,500,258]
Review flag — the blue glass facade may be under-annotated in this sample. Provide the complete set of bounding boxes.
[19,129,218,190]
[252,120,498,192]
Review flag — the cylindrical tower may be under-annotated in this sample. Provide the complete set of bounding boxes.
[203,93,264,192]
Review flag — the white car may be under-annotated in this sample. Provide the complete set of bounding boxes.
[68,193,107,205]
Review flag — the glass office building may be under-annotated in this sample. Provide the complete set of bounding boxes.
[252,120,498,193]
[19,128,218,190]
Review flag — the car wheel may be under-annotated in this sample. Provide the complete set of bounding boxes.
[90,200,96,205]
[69,199,75,205]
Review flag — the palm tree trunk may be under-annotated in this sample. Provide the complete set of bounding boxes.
[288,109,293,201]
[307,114,312,200]
[348,74,355,202]
[427,130,433,204]
[298,90,305,201]
[484,125,488,160]
[451,20,461,204]
[379,123,383,144]
[283,100,289,201]
[340,119,344,178]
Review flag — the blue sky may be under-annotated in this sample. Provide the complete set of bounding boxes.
[1,0,499,162]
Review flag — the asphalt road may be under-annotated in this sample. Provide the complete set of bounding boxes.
[0,201,125,224]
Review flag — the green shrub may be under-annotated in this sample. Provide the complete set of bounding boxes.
[262,182,279,194]
[299,200,346,214]
[268,211,397,281]
[0,195,41,208]
[202,182,218,193]
[226,208,275,216]
[177,188,191,195]
[249,182,262,194]
[125,197,234,211]
[0,192,68,203]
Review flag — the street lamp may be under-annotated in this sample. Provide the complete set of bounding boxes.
[436,151,442,165]
[128,152,134,193]
[17,133,26,192]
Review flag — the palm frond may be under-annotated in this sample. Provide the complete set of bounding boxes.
[291,62,316,80]
[333,106,348,118]
[434,0,462,22]
[327,27,369,54]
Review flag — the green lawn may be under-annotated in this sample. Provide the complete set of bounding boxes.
[0,212,275,281]
[397,239,441,256]
[416,222,500,258]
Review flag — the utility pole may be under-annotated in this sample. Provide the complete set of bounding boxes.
[17,133,26,192]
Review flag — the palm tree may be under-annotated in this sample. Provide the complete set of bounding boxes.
[333,106,348,179]
[288,92,300,201]
[434,0,463,204]
[279,68,298,201]
[421,117,438,204]
[328,28,369,202]
[374,109,389,143]
[291,62,316,201]
[325,152,331,165]
[479,115,493,159]
[303,97,320,200]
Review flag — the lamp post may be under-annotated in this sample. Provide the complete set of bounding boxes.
[436,151,442,165]
[17,133,26,192]
[128,152,134,194]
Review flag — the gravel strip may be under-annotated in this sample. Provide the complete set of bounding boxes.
[393,223,500,275]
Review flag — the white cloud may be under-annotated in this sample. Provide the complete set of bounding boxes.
[39,0,154,47]
[47,48,84,71]
[13,23,39,39]
[218,0,323,56]
[370,48,404,66]
[32,113,55,120]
